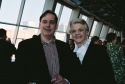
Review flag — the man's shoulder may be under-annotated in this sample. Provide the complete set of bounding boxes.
[18,37,40,48]
[55,39,69,46]
[19,38,33,44]
[55,39,72,52]
[20,36,40,43]
[55,39,66,44]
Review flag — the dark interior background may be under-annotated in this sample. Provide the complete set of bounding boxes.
[71,0,125,37]
[72,0,125,30]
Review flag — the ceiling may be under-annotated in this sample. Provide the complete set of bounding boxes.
[70,0,125,31]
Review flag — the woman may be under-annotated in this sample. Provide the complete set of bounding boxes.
[106,33,125,84]
[69,18,116,84]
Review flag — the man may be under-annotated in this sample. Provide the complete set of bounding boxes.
[0,28,16,83]
[91,36,100,44]
[15,10,75,84]
[69,18,116,84]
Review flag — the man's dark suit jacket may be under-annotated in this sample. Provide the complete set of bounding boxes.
[15,35,76,84]
[73,42,116,84]
[0,39,16,81]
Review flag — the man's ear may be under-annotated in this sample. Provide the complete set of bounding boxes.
[39,22,41,27]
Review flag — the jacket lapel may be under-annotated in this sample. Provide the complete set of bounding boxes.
[34,35,51,78]
[81,42,93,65]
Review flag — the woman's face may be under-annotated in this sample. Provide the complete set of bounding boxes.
[112,36,117,44]
[70,23,88,44]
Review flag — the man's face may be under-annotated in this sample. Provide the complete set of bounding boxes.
[39,13,58,37]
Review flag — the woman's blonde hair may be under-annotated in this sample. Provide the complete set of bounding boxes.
[70,18,89,32]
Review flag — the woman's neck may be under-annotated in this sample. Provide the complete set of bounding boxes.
[76,39,87,48]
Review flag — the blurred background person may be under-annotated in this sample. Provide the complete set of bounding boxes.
[0,28,16,84]
[6,37,11,43]
[121,39,125,55]
[106,32,125,84]
[91,36,102,45]
[91,36,100,45]
[116,36,121,45]
[103,40,107,46]
[98,39,102,45]
[67,39,75,51]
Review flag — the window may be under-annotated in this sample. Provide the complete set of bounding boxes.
[108,28,114,33]
[55,3,61,17]
[55,32,67,42]
[20,0,45,27]
[100,25,109,40]
[55,4,72,42]
[15,27,38,48]
[90,21,97,37]
[0,24,16,44]
[0,0,22,23]
[57,6,72,32]
[81,14,88,21]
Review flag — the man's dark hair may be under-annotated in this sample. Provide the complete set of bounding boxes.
[91,36,99,42]
[39,10,58,24]
[0,28,6,37]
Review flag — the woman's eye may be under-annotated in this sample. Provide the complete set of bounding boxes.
[79,29,84,32]
[71,30,76,33]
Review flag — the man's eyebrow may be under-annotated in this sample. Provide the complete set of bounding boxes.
[42,20,47,21]
[49,20,55,22]
[42,19,55,21]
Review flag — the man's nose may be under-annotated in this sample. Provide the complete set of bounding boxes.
[46,22,50,26]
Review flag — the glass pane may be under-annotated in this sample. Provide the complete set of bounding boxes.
[55,32,66,42]
[0,24,16,44]
[114,30,116,33]
[117,32,121,36]
[82,15,88,21]
[57,6,72,32]
[20,0,45,27]
[55,3,61,16]
[100,25,109,40]
[90,21,97,36]
[109,28,115,33]
[16,27,38,48]
[15,38,24,49]
[0,0,21,23]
